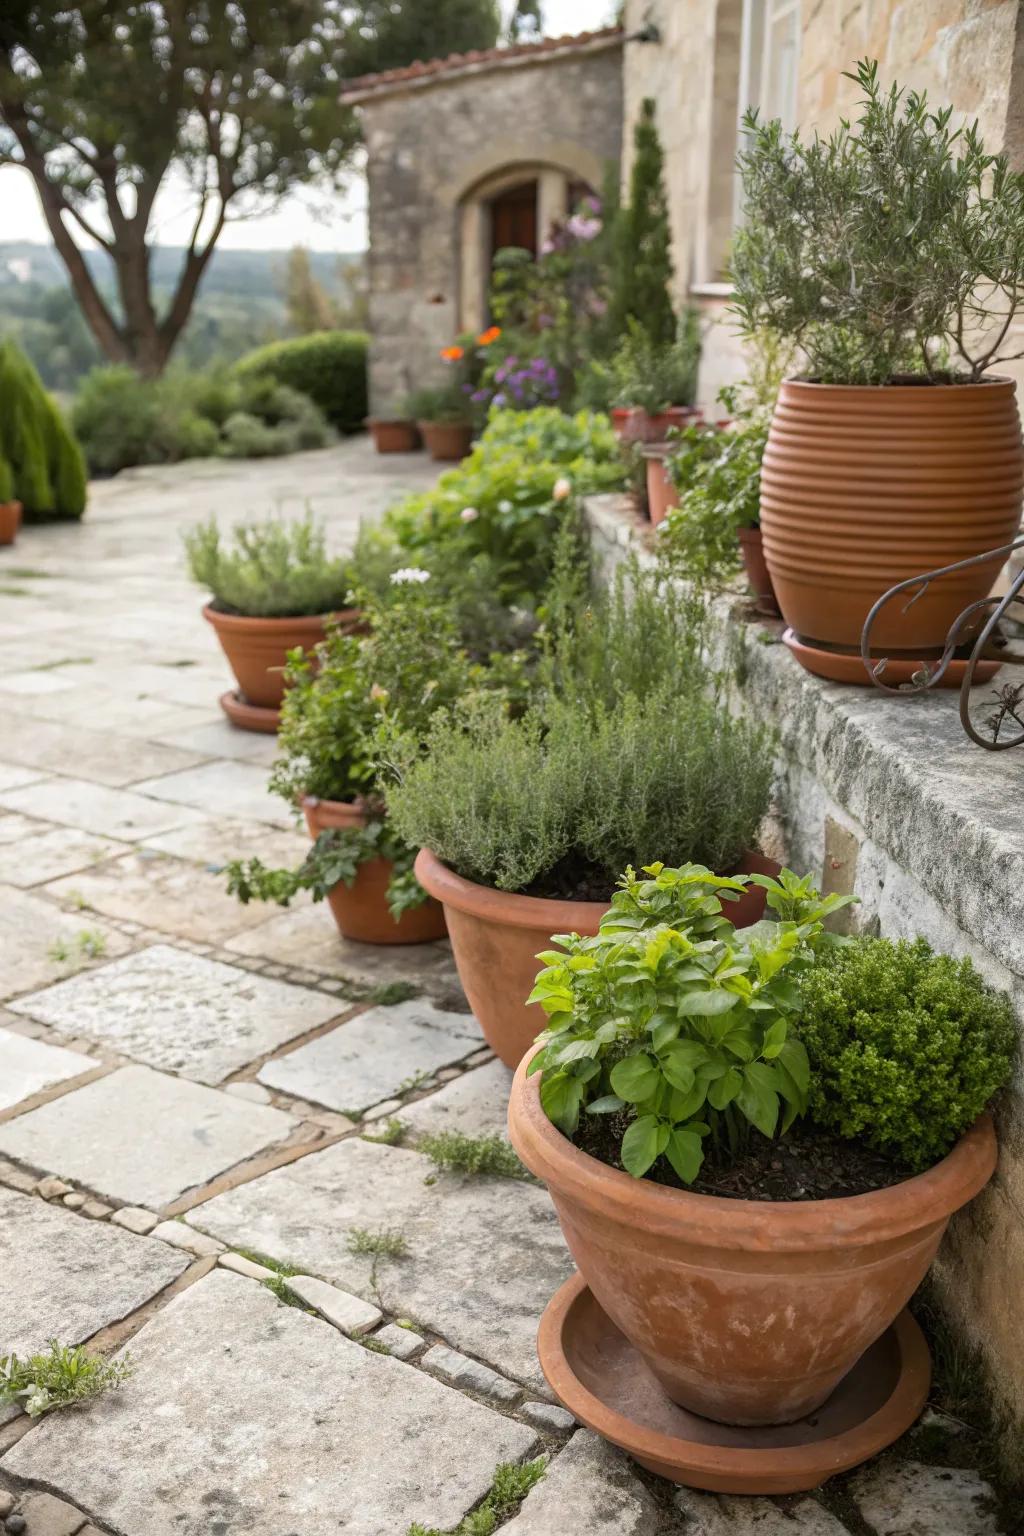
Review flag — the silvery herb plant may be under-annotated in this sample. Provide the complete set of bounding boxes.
[527,863,855,1182]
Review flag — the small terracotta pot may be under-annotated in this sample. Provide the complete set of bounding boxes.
[368,418,421,454]
[615,406,701,446]
[611,407,637,442]
[738,527,780,616]
[413,850,778,1069]
[760,377,1024,657]
[642,447,679,527]
[418,420,473,461]
[0,500,22,546]
[203,605,359,710]
[303,798,447,946]
[509,1058,997,1428]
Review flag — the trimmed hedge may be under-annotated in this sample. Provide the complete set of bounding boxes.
[233,330,369,431]
[0,339,87,521]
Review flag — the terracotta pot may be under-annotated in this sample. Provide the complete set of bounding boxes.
[509,1058,997,1428]
[413,850,778,1070]
[303,798,447,946]
[203,605,359,710]
[610,407,636,441]
[0,500,21,546]
[418,420,473,462]
[368,418,421,454]
[642,447,679,527]
[613,406,701,446]
[760,377,1024,655]
[738,527,780,617]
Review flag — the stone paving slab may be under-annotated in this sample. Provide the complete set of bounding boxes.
[153,718,280,765]
[0,887,131,1000]
[0,1026,93,1112]
[131,760,292,827]
[43,850,283,945]
[0,778,209,842]
[402,1056,514,1140]
[140,813,308,870]
[0,1065,298,1208]
[0,712,206,789]
[8,944,341,1084]
[258,999,482,1112]
[225,902,459,989]
[504,1430,659,1534]
[848,1460,1000,1535]
[1,1268,538,1536]
[0,764,49,793]
[188,1136,573,1392]
[0,821,126,887]
[676,1490,850,1533]
[0,1185,187,1356]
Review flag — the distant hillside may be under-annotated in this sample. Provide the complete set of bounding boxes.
[0,241,361,299]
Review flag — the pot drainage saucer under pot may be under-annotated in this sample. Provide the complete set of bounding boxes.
[219,689,281,734]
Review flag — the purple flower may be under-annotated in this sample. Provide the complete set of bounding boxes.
[566,213,601,242]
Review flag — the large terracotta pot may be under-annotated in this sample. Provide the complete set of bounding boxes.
[303,798,446,946]
[642,447,679,527]
[760,377,1024,654]
[203,605,360,709]
[509,1058,997,1428]
[418,420,473,462]
[413,851,779,1069]
[368,418,421,454]
[0,500,21,546]
[738,527,780,617]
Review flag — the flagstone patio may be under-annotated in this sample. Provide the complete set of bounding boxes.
[0,440,1004,1534]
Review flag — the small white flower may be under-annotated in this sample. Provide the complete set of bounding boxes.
[369,683,389,703]
[498,499,513,513]
[460,506,479,523]
[390,566,431,586]
[552,477,572,502]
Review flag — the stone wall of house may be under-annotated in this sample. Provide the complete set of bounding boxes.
[357,46,623,416]
[585,490,1024,1446]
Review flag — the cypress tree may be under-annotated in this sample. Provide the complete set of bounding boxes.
[0,339,86,520]
[609,99,676,346]
[43,395,88,521]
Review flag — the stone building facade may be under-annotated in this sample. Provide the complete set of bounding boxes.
[341,31,623,415]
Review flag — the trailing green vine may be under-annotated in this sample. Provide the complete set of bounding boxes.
[224,820,428,920]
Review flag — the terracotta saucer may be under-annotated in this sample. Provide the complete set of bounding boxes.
[782,629,1002,689]
[537,1273,930,1495]
[219,690,281,734]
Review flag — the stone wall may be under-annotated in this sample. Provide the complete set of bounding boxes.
[356,46,623,415]
[585,490,1024,1443]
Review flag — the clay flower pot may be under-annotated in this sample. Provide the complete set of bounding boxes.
[203,605,360,710]
[613,407,701,446]
[760,377,1024,665]
[303,798,447,947]
[368,418,421,454]
[0,500,22,547]
[413,850,778,1070]
[642,446,678,527]
[418,420,473,462]
[737,527,779,617]
[509,1058,997,1428]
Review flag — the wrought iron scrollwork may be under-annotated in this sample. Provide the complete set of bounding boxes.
[860,534,1024,750]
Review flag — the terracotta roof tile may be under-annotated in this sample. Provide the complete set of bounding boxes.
[340,26,623,101]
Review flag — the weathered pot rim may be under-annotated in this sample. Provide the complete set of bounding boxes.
[780,374,1017,395]
[366,416,416,427]
[509,1045,997,1251]
[202,602,354,633]
[414,847,609,932]
[416,417,472,429]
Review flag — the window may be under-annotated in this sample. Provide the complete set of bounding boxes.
[739,0,800,132]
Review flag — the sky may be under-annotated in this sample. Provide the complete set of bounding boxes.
[0,0,615,254]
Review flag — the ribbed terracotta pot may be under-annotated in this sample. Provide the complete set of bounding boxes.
[0,500,21,546]
[368,418,421,454]
[760,377,1024,654]
[509,1057,997,1428]
[643,447,679,527]
[418,420,473,461]
[413,851,778,1069]
[738,527,780,617]
[303,798,446,946]
[203,605,359,709]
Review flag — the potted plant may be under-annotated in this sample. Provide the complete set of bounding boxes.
[609,312,702,444]
[0,454,21,546]
[509,866,1014,1477]
[184,511,360,730]
[367,416,421,454]
[731,59,1024,682]
[387,570,777,1067]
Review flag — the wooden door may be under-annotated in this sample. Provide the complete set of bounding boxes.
[489,180,538,261]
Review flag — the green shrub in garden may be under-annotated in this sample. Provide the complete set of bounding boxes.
[183,511,352,618]
[72,365,162,473]
[0,339,85,521]
[0,453,13,502]
[798,937,1017,1170]
[660,413,768,583]
[609,312,701,413]
[233,330,368,430]
[608,97,675,348]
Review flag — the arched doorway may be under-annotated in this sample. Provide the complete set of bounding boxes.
[489,178,539,262]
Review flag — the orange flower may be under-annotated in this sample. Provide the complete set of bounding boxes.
[477,326,501,346]
[440,344,464,362]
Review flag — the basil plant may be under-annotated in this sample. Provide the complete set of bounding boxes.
[527,863,855,1183]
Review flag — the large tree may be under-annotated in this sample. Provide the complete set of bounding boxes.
[0,2,505,376]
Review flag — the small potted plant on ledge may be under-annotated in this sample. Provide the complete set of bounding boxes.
[509,868,1015,1492]
[184,511,360,732]
[731,58,1024,685]
[610,312,702,445]
[407,336,489,462]
[387,569,777,1067]
[0,454,22,546]
[366,415,421,454]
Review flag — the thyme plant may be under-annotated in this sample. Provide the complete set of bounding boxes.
[184,509,352,617]
[731,58,1024,384]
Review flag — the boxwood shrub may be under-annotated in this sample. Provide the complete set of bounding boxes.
[233,330,369,431]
